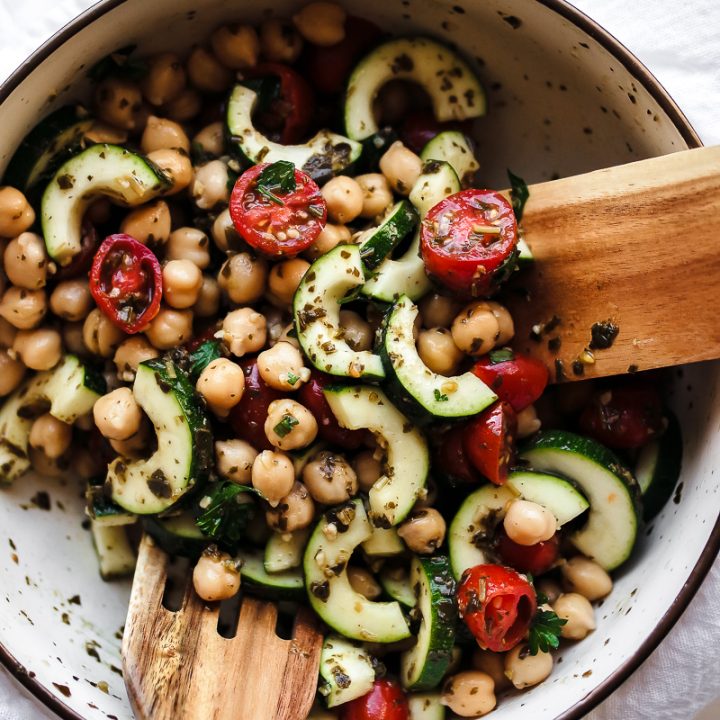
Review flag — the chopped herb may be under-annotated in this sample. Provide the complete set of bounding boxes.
[434,388,449,402]
[256,160,296,205]
[274,413,299,438]
[286,372,300,386]
[489,348,515,364]
[507,169,530,221]
[337,285,364,305]
[555,358,566,382]
[87,45,147,82]
[527,608,567,655]
[187,340,223,382]
[196,482,256,549]
[190,140,216,165]
[628,363,639,373]
[572,360,585,376]
[589,320,619,350]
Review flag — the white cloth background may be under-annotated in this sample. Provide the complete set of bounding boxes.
[0,0,718,718]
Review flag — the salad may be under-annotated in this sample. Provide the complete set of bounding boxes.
[0,3,682,718]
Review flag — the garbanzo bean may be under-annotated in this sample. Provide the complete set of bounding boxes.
[83,308,124,357]
[554,593,596,640]
[0,287,47,330]
[215,439,257,484]
[487,301,514,345]
[268,258,310,306]
[221,307,267,357]
[321,176,364,224]
[84,122,128,145]
[536,578,563,605]
[210,23,260,69]
[472,649,510,691]
[193,546,241,602]
[3,233,49,289]
[252,450,295,506]
[504,645,553,689]
[140,53,186,106]
[61,321,86,356]
[140,115,190,154]
[339,310,373,352]
[191,160,230,210]
[187,46,234,93]
[303,451,358,505]
[165,227,211,269]
[0,349,25,396]
[417,327,463,375]
[451,301,501,356]
[194,276,221,318]
[218,253,268,304]
[379,141,423,195]
[503,499,557,546]
[355,173,393,219]
[120,200,171,245]
[293,2,346,46]
[419,292,461,329]
[29,413,72,460]
[265,398,318,451]
[109,421,151,459]
[0,187,35,237]
[12,328,62,371]
[193,122,225,157]
[257,341,307,391]
[144,307,193,350]
[163,259,203,309]
[49,280,92,322]
[93,387,143,441]
[347,566,382,600]
[397,508,446,554]
[516,404,542,438]
[265,481,315,532]
[259,18,303,63]
[304,223,351,261]
[0,317,16,348]
[352,450,382,492]
[212,207,241,252]
[196,358,245,416]
[442,671,496,718]
[94,77,143,131]
[162,87,202,122]
[113,336,159,382]
[562,556,613,601]
[146,148,193,195]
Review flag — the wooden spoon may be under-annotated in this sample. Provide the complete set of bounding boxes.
[501,145,720,381]
[122,535,322,720]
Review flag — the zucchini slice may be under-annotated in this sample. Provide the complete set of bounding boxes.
[143,513,207,558]
[108,359,213,515]
[86,479,137,527]
[408,693,446,720]
[448,469,589,580]
[362,525,406,558]
[304,499,411,642]
[380,294,497,424]
[323,386,428,526]
[238,548,305,600]
[319,635,377,708]
[294,244,385,380]
[345,37,486,141]
[226,84,362,182]
[400,556,457,690]
[420,131,479,186]
[379,566,416,608]
[264,528,311,573]
[0,354,105,484]
[91,522,136,581]
[361,160,460,303]
[517,236,534,266]
[520,430,641,571]
[356,200,418,270]
[41,143,169,265]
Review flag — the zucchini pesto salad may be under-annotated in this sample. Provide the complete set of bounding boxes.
[0,3,682,719]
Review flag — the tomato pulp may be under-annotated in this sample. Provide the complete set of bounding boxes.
[497,530,560,576]
[420,189,518,297]
[339,679,409,720]
[462,401,517,485]
[89,233,162,333]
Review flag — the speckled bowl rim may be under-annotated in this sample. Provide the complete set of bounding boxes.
[0,1,715,718]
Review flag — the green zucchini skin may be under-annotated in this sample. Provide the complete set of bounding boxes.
[238,549,305,600]
[357,200,418,271]
[143,513,207,559]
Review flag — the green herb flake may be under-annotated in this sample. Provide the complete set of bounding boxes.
[286,372,300,386]
[507,169,530,221]
[489,347,515,364]
[273,413,299,438]
[256,160,297,205]
[527,608,567,655]
[433,388,449,402]
[196,482,256,549]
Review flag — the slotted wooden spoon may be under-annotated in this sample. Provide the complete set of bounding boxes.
[122,535,322,720]
[501,145,720,381]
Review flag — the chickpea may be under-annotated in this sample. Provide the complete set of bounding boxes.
[162,259,203,310]
[293,2,346,46]
[257,341,307,392]
[27,413,72,460]
[339,310,373,352]
[187,45,234,94]
[113,336,159,382]
[212,207,241,252]
[0,317,17,348]
[144,307,193,350]
[193,122,225,158]
[120,200,171,246]
[265,398,318,451]
[516,404,542,439]
[268,259,310,306]
[191,160,230,210]
[146,148,193,195]
[165,227,211,270]
[413,478,438,510]
[29,446,69,478]
[71,446,105,480]
[210,23,260,69]
[303,451,358,504]
[94,77,143,131]
[93,387,143,441]
[451,301,501,356]
[321,176,364,224]
[305,223,351,260]
[82,308,125,357]
[49,280,92,322]
[0,349,25,396]
[417,328,463,376]
[380,141,423,195]
[215,439,257,484]
[561,556,613,601]
[221,307,267,357]
[355,174,393,219]
[84,122,128,145]
[3,233,49,289]
[61,321,86,356]
[12,328,62,371]
[536,578,563,605]
[194,276,221,318]
[162,87,202,122]
[347,567,382,600]
[251,450,295,506]
[0,287,47,330]
[504,645,553,689]
[487,301,514,345]
[140,116,190,155]
[266,481,315,532]
[260,18,303,63]
[472,649,510,691]
[0,187,35,237]
[503,499,557,546]
[442,671,496,718]
[109,421,151,459]
[218,253,268,304]
[352,450,382,493]
[275,322,300,349]
[554,592,596,640]
[419,293,461,329]
[196,358,245,417]
[141,53,186,106]
[193,546,241,602]
[397,508,446,554]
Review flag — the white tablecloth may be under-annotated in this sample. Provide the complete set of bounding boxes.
[0,1,718,718]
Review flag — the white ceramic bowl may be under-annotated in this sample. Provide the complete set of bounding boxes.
[1,1,718,719]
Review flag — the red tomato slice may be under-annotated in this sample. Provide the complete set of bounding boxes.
[420,189,518,297]
[472,350,550,412]
[432,425,482,486]
[497,530,560,576]
[458,564,537,652]
[462,401,517,485]
[339,679,409,720]
[400,110,475,154]
[229,163,326,257]
[579,383,663,449]
[89,233,162,333]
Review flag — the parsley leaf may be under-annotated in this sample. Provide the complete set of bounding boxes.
[489,347,515,364]
[256,160,297,205]
[527,608,567,655]
[507,169,530,221]
[196,483,256,549]
[434,388,449,402]
[187,340,223,382]
[274,413,299,438]
[286,372,300,386]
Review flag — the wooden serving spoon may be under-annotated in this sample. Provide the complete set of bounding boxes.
[122,535,322,720]
[502,145,720,381]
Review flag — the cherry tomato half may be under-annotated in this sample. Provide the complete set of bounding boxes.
[458,564,537,652]
[462,401,517,485]
[89,233,162,333]
[229,163,326,257]
[339,679,409,720]
[497,529,560,576]
[472,350,550,413]
[431,424,482,486]
[400,110,475,154]
[579,383,663,449]
[420,189,518,298]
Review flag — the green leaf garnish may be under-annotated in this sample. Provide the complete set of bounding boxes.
[256,160,297,205]
[433,388,449,402]
[196,482,256,549]
[187,340,223,382]
[507,169,530,221]
[273,413,299,438]
[286,372,300,386]
[527,608,567,655]
[87,45,147,82]
[489,347,515,364]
